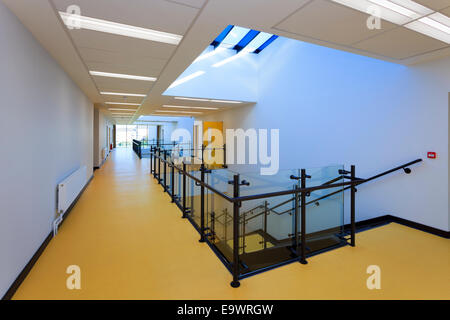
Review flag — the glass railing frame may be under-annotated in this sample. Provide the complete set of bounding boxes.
[149,147,422,287]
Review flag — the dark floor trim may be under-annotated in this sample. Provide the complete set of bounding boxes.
[388,215,449,239]
[1,174,94,300]
[345,214,449,239]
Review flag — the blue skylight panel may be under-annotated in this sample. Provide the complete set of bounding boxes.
[244,32,274,52]
[220,26,251,48]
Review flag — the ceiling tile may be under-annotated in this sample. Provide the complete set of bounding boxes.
[78,47,166,77]
[275,0,397,46]
[352,26,449,59]
[440,6,450,15]
[413,0,450,11]
[53,0,199,35]
[164,0,206,9]
[93,77,154,93]
[102,95,144,104]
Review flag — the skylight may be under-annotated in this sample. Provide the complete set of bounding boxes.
[210,25,278,54]
[220,26,251,48]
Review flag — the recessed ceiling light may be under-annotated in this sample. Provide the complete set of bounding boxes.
[108,108,138,111]
[155,110,203,114]
[210,99,242,104]
[163,105,219,110]
[405,18,450,43]
[331,0,432,25]
[420,14,450,34]
[105,102,141,106]
[174,97,210,102]
[168,71,205,89]
[90,71,157,81]
[101,92,146,97]
[59,12,182,45]
[174,97,243,104]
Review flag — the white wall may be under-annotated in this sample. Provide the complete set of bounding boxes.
[93,108,112,167]
[0,2,94,298]
[197,37,449,232]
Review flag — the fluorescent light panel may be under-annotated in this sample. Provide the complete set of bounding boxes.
[174,97,242,104]
[155,110,203,114]
[105,102,141,106]
[59,12,182,45]
[405,18,450,43]
[331,0,431,24]
[101,92,146,97]
[331,0,450,43]
[90,71,156,81]
[108,108,138,111]
[210,99,242,104]
[163,105,219,110]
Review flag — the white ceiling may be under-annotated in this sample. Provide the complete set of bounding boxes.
[2,0,450,124]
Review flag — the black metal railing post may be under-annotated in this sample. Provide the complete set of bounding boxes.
[264,201,268,249]
[231,174,241,288]
[293,184,299,253]
[149,146,153,174]
[182,162,187,218]
[351,165,356,247]
[157,148,161,184]
[199,163,206,242]
[163,150,167,190]
[223,143,227,168]
[300,169,308,265]
[171,160,175,202]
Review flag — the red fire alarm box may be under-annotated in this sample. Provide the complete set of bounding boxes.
[427,152,436,159]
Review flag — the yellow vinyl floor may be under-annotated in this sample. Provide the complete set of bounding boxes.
[13,149,450,300]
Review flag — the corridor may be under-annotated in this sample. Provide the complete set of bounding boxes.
[12,149,450,300]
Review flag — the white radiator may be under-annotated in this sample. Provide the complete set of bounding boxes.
[53,165,87,235]
[101,147,107,161]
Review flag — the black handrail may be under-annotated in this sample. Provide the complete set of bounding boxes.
[241,158,423,224]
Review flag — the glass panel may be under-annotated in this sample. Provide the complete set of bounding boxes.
[235,169,299,273]
[204,168,234,262]
[220,26,251,48]
[304,165,345,254]
[116,125,127,148]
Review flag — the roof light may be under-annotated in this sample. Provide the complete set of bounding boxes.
[220,26,251,48]
[244,32,274,52]
[108,108,138,111]
[59,12,182,45]
[90,71,156,81]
